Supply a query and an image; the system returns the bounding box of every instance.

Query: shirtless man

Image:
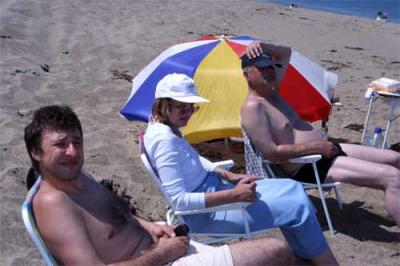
[240,41,400,227]
[24,105,294,265]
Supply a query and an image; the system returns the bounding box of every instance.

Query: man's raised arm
[245,41,291,86]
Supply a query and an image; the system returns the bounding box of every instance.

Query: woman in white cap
[144,73,337,265]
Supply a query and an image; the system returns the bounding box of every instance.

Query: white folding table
[361,90,400,149]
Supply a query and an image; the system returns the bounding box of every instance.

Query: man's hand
[318,141,340,159]
[149,223,176,242]
[153,236,190,264]
[137,219,175,243]
[232,177,258,202]
[245,40,264,59]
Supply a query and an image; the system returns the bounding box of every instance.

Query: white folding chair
[243,131,342,235]
[21,176,59,266]
[138,132,271,244]
[264,156,342,235]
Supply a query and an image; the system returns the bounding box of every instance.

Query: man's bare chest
[71,188,132,236]
[266,105,297,136]
[71,189,146,261]
[265,102,324,144]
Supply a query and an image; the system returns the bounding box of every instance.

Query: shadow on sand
[309,195,399,242]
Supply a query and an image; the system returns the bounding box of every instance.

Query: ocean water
[262,0,400,23]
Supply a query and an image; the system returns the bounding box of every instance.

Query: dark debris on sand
[110,70,133,82]
[321,59,352,71]
[344,46,364,51]
[344,123,364,132]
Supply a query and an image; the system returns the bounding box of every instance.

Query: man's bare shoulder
[241,96,270,128]
[33,181,80,223]
[35,182,65,203]
[32,180,106,264]
[241,96,268,115]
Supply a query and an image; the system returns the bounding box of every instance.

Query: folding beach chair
[21,176,59,266]
[243,131,342,235]
[138,132,271,244]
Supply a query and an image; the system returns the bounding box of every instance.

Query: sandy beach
[1,0,399,265]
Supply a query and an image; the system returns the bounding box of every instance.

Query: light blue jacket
[144,122,215,210]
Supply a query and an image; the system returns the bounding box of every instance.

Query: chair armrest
[302,181,341,189]
[174,202,250,216]
[264,154,321,165]
[211,159,235,170]
[288,154,322,163]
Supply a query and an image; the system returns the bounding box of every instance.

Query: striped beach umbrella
[120,35,337,143]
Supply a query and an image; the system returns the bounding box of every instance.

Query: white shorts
[170,240,233,266]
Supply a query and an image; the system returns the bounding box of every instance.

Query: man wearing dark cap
[240,41,400,228]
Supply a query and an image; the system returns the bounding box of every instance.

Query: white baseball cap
[155,73,209,103]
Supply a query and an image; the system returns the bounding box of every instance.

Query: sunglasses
[171,103,200,115]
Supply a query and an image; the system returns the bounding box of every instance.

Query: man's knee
[386,150,400,168]
[268,238,295,264]
[230,237,294,265]
[388,172,400,190]
[254,237,294,265]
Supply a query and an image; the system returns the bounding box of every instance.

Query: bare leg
[340,143,400,169]
[229,237,294,265]
[327,156,400,226]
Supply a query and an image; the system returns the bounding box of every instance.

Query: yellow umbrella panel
[183,40,248,143]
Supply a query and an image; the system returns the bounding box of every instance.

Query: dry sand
[1,0,399,265]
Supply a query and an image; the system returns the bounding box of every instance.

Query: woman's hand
[231,177,259,202]
[226,173,261,184]
[214,165,261,184]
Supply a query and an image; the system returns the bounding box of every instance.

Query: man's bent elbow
[264,151,288,164]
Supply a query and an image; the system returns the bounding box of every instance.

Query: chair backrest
[242,130,290,179]
[21,176,59,266]
[138,132,177,212]
[242,130,273,177]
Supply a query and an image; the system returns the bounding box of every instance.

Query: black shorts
[291,142,347,184]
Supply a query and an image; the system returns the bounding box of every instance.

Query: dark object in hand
[174,224,190,236]
[390,142,400,153]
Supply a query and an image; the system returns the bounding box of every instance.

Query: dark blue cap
[241,52,282,69]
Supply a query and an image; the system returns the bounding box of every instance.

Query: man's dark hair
[24,105,83,174]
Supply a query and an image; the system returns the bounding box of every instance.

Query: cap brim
[254,61,282,68]
[171,96,210,103]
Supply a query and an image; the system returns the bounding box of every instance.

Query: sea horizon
[261,0,400,24]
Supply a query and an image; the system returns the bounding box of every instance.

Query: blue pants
[183,173,327,259]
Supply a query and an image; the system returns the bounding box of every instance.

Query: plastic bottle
[366,127,384,148]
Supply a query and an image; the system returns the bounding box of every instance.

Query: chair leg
[166,208,174,225]
[312,163,335,235]
[319,191,335,235]
[333,186,343,209]
[241,207,251,239]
